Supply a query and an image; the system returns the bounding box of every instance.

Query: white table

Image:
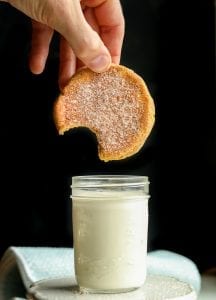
[26,275,197,300]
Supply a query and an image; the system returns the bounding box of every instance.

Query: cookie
[53,64,155,162]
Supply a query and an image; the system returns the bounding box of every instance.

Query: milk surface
[73,191,148,292]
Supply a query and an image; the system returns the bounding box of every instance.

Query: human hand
[1,0,125,89]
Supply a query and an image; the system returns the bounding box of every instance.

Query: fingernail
[89,55,111,72]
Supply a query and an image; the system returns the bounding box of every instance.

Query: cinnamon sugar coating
[54,64,155,161]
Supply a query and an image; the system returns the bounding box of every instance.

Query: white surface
[28,275,197,300]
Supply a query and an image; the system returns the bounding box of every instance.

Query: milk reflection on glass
[71,175,150,293]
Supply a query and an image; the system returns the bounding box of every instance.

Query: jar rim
[72,175,149,187]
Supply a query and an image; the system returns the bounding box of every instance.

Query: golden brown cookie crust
[53,64,155,162]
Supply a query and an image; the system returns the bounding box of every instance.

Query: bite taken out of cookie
[53,64,155,162]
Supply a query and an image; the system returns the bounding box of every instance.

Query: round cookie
[53,64,155,162]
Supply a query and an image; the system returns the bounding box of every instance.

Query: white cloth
[0,247,201,300]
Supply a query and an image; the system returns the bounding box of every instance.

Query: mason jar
[71,175,150,293]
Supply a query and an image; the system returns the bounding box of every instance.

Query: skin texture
[1,0,125,89]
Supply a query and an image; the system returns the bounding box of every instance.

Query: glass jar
[71,175,150,294]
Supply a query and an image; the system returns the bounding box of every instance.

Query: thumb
[55,2,111,72]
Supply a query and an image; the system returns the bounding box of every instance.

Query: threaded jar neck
[71,175,149,199]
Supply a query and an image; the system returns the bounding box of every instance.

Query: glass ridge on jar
[71,175,150,294]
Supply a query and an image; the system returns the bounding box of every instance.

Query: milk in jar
[72,175,149,293]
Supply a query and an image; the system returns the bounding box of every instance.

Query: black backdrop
[0,0,215,272]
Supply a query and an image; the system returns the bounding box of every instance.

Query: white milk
[72,191,148,293]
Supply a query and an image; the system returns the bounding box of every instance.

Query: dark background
[0,0,215,272]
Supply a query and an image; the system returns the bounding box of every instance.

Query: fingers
[56,0,111,73]
[83,6,100,34]
[29,21,54,74]
[76,6,99,70]
[59,37,76,90]
[93,0,125,64]
[81,0,125,64]
[7,0,124,86]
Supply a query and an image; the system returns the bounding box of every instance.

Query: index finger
[83,0,125,64]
